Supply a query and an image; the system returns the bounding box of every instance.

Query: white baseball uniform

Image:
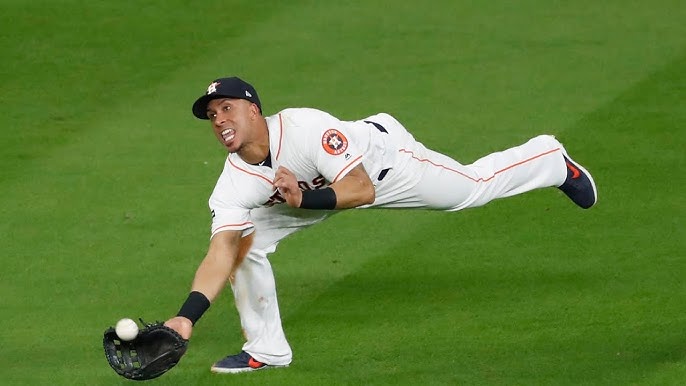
[209,108,568,365]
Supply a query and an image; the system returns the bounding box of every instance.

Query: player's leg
[368,113,563,209]
[411,134,598,210]
[373,124,595,210]
[462,134,567,209]
[231,246,290,363]
[413,135,568,210]
[211,243,290,373]
[211,206,332,373]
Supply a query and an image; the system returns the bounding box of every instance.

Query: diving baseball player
[164,77,597,373]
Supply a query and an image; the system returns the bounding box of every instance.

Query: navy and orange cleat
[210,351,287,374]
[557,151,598,209]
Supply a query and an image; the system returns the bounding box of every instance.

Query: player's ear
[249,102,261,118]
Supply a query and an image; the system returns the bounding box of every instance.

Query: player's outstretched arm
[165,230,244,339]
[190,230,242,299]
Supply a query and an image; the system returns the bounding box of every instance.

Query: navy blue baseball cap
[192,77,262,119]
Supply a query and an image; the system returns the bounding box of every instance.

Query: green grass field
[1,1,685,385]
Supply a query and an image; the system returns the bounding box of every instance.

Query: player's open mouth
[221,128,235,143]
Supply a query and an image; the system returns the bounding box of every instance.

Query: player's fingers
[164,316,193,340]
[274,168,296,189]
[277,188,299,207]
[276,166,294,177]
[274,178,290,190]
[274,171,289,185]
[273,169,287,185]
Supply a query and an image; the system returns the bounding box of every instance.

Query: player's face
[206,98,256,153]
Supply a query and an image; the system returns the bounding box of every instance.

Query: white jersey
[209,108,399,237]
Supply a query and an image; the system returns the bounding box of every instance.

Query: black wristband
[300,187,337,209]
[177,291,211,326]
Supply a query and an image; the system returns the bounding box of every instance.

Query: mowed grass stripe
[0,0,294,185]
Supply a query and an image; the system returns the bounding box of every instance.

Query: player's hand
[164,316,193,340]
[273,166,302,207]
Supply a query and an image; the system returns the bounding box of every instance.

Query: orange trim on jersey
[399,147,561,183]
[214,221,254,233]
[275,113,284,160]
[228,157,274,185]
[332,155,363,182]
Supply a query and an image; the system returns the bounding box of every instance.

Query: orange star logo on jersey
[321,129,348,155]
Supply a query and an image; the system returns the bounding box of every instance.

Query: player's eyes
[206,104,230,120]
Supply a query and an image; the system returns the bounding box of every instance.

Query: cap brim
[192,94,234,120]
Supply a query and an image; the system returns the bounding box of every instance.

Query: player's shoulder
[211,154,272,205]
[274,107,340,126]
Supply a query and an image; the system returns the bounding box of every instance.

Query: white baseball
[115,318,139,341]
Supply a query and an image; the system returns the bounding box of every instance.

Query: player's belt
[363,120,391,181]
[364,120,388,133]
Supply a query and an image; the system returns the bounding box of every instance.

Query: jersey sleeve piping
[332,155,364,182]
[275,113,284,160]
[212,221,254,234]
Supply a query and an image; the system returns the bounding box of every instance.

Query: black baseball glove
[103,319,188,381]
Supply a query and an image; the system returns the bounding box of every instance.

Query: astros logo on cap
[321,129,348,155]
[207,81,220,94]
